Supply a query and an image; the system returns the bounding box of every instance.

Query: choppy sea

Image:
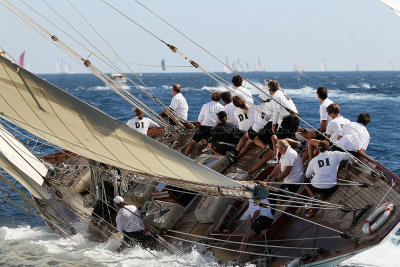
[1,71,400,266]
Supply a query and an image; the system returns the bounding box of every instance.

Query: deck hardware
[351,204,372,227]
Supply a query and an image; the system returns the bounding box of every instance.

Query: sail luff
[380,0,400,17]
[0,56,243,190]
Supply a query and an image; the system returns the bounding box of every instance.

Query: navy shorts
[251,216,273,234]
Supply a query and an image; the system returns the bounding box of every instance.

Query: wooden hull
[27,126,400,266]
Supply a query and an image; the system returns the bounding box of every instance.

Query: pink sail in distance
[19,51,26,67]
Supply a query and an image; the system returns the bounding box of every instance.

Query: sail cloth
[0,56,242,192]
[0,123,51,199]
[380,0,400,17]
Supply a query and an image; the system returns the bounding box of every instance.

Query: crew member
[231,75,253,104]
[113,196,146,252]
[127,108,159,135]
[207,111,238,155]
[160,84,189,124]
[337,113,370,153]
[268,80,299,164]
[221,91,238,127]
[184,91,224,156]
[247,187,274,240]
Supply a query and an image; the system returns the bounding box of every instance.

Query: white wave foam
[340,234,400,267]
[0,226,222,266]
[284,86,400,102]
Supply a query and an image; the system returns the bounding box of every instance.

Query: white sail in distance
[380,0,400,17]
[0,56,244,195]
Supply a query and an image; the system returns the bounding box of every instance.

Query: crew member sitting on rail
[127,108,159,135]
[160,84,189,125]
[268,80,299,164]
[265,140,304,195]
[301,86,334,140]
[304,103,350,162]
[113,196,147,252]
[304,142,355,217]
[221,91,239,127]
[247,188,274,240]
[248,93,273,149]
[337,113,370,154]
[207,111,239,156]
[185,91,224,156]
[226,96,255,162]
[231,74,253,104]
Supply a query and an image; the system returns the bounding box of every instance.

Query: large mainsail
[380,0,400,16]
[0,56,243,194]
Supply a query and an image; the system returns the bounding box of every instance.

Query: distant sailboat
[161,59,166,72]
[387,60,394,71]
[256,57,265,72]
[56,58,73,74]
[320,58,327,72]
[223,58,232,73]
[355,64,360,72]
[295,62,306,76]
[236,58,243,72]
[19,51,25,67]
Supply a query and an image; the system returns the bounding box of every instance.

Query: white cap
[259,93,269,101]
[113,196,124,204]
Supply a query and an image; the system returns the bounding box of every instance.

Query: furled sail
[0,56,243,194]
[380,0,400,17]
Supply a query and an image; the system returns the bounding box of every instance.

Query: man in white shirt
[268,80,299,163]
[160,84,189,124]
[305,103,350,162]
[247,187,274,240]
[265,140,304,194]
[185,91,224,156]
[113,196,146,251]
[126,108,159,135]
[221,91,238,127]
[231,75,253,104]
[248,94,273,149]
[305,143,355,200]
[337,113,370,153]
[303,86,334,140]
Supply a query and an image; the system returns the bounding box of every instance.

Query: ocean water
[1,71,400,266]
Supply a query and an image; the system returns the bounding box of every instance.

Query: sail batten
[0,56,242,190]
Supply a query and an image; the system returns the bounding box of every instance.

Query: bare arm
[320,120,327,133]
[277,166,292,182]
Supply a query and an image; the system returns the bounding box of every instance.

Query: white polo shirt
[233,86,254,104]
[127,117,159,135]
[224,102,239,127]
[116,205,144,233]
[248,199,274,219]
[279,147,304,183]
[252,101,273,132]
[319,98,334,124]
[234,106,255,131]
[271,90,298,126]
[306,151,354,189]
[326,116,350,143]
[169,93,189,120]
[198,101,224,127]
[338,122,370,152]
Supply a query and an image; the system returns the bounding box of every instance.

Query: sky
[1,0,400,74]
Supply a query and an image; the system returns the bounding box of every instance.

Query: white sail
[0,56,243,194]
[0,123,50,199]
[380,0,400,17]
[223,58,232,73]
[236,58,243,72]
[256,57,265,72]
